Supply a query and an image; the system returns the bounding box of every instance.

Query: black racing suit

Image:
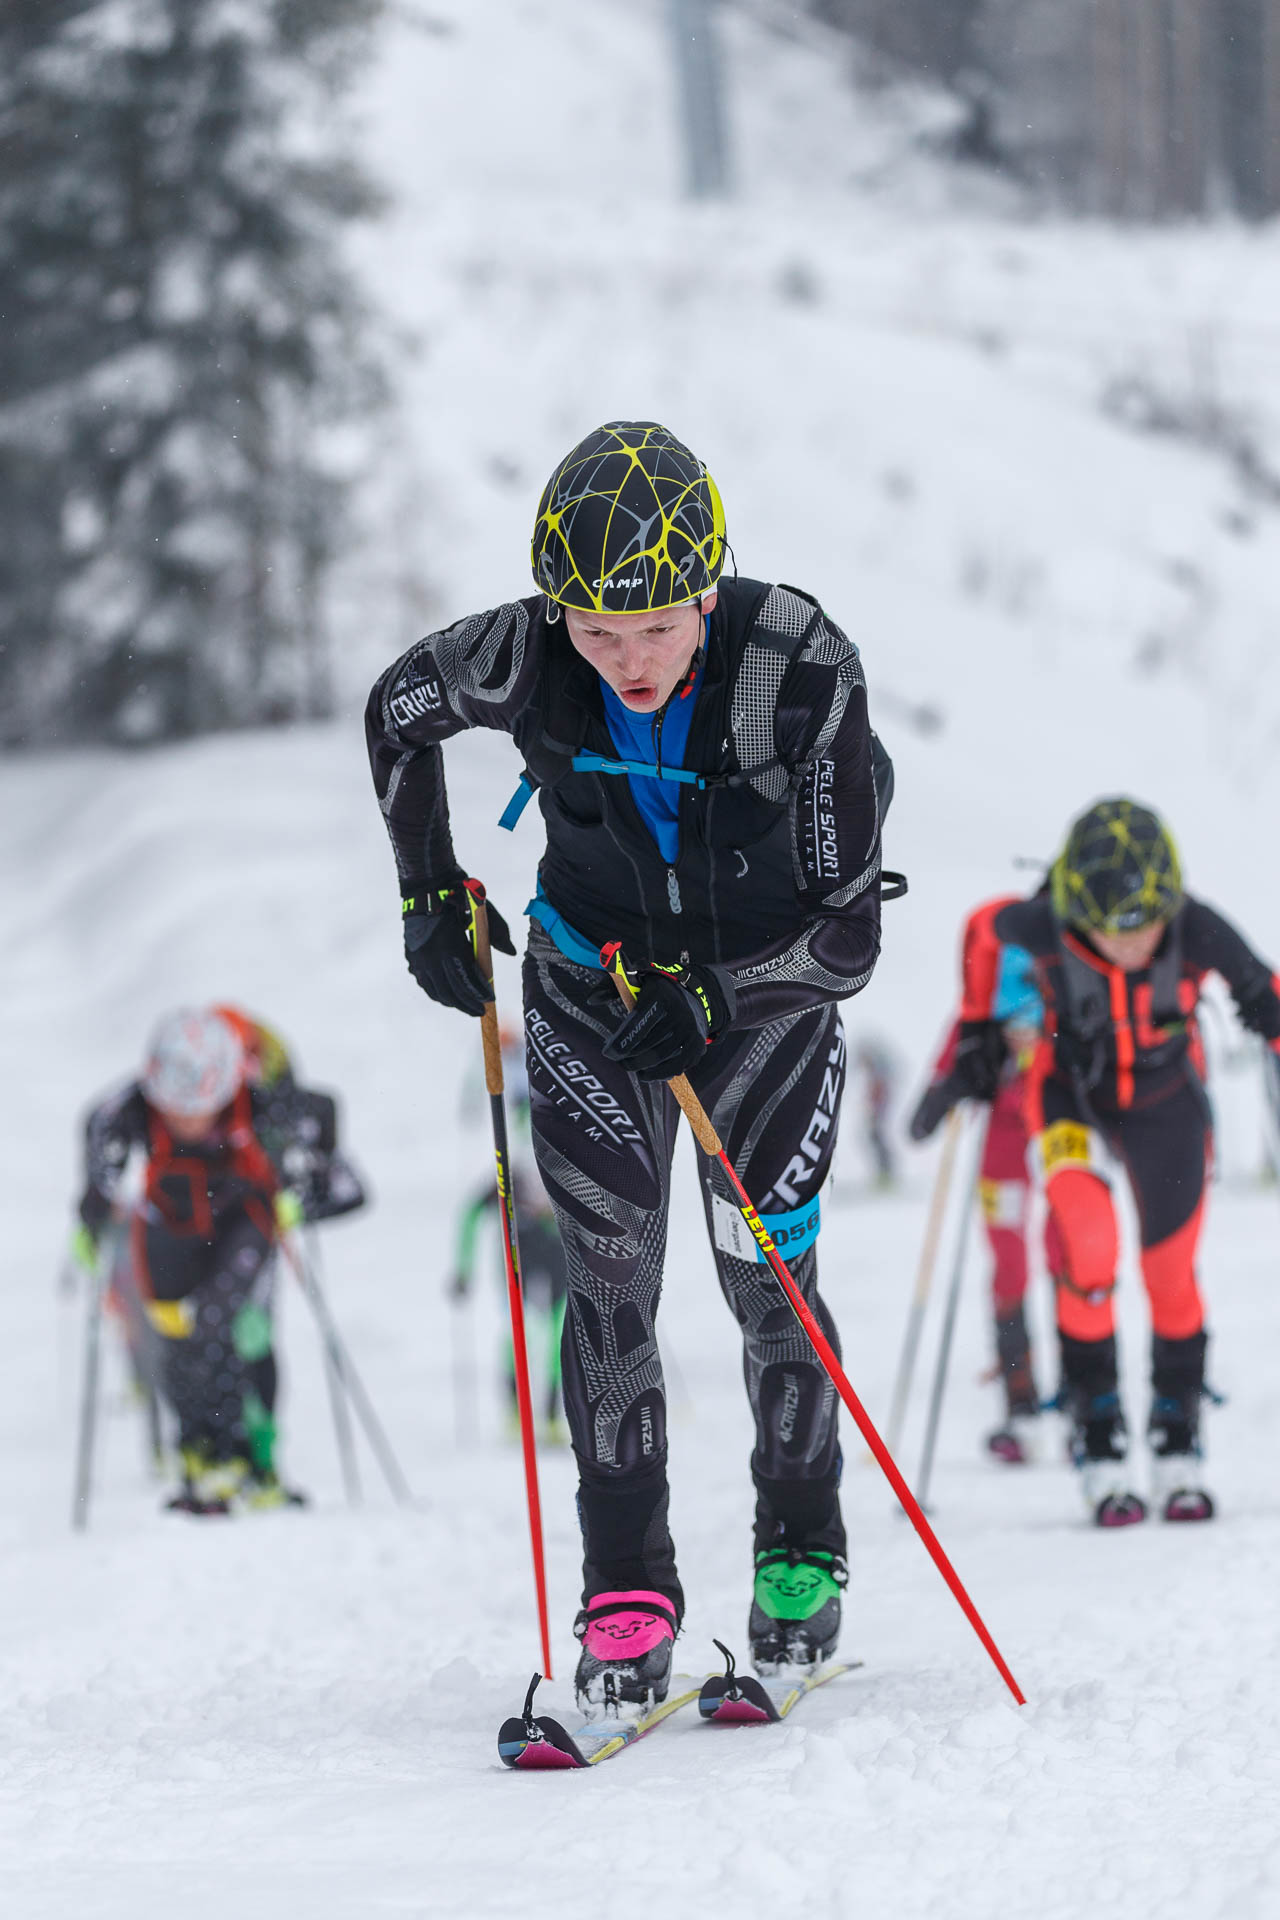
[367,577,885,1618]
[80,1079,365,1461]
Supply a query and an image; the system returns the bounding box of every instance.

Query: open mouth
[619,683,657,706]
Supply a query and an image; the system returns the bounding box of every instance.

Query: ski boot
[1071,1395,1145,1528]
[165,1446,247,1517]
[748,1547,847,1675]
[1148,1336,1214,1522]
[986,1394,1041,1466]
[987,1309,1041,1463]
[239,1468,309,1512]
[1148,1401,1214,1523]
[572,1590,677,1717]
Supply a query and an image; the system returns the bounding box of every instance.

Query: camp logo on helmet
[593,577,646,591]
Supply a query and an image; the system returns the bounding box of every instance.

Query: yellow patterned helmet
[1051,798,1183,935]
[531,421,726,614]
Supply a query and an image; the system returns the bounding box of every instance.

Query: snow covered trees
[810,0,1280,221]
[0,0,383,746]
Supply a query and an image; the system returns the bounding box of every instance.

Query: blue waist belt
[526,886,606,970]
[499,754,708,833]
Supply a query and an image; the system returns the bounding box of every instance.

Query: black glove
[401,879,515,1017]
[600,961,735,1081]
[908,1076,960,1142]
[1054,1022,1105,1091]
[952,1020,1006,1102]
[1236,982,1280,1043]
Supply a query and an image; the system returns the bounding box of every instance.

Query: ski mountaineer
[71,1007,367,1514]
[909,934,1065,1465]
[958,799,1280,1527]
[366,419,894,1711]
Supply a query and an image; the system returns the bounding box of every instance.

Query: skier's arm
[907,1019,963,1141]
[1182,896,1280,1048]
[953,895,1062,1102]
[726,639,883,1027]
[365,601,541,894]
[259,1084,369,1220]
[959,896,1028,1021]
[78,1083,148,1233]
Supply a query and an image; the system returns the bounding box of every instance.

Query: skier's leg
[1118,1085,1213,1518]
[524,931,684,1699]
[145,1205,273,1496]
[979,1081,1039,1434]
[234,1257,280,1477]
[1036,1082,1139,1523]
[692,1003,848,1667]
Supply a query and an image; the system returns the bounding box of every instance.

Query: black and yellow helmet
[531,420,726,614]
[1050,798,1183,935]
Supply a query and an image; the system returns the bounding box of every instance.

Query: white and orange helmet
[142,1008,245,1118]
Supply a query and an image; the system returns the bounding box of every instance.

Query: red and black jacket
[78,1078,357,1236]
[961,892,1280,1116]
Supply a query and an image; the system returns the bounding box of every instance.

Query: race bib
[712,1194,821,1265]
[1037,1119,1103,1180]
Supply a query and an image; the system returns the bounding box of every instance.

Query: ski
[164,1490,231,1517]
[697,1639,856,1725]
[498,1672,702,1770]
[498,1644,861,1767]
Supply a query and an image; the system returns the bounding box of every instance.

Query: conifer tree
[0,0,383,744]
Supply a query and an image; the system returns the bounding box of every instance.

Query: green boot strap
[232,1303,274,1363]
[242,1390,277,1475]
[753,1549,847,1622]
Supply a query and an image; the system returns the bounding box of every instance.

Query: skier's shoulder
[726,577,866,780]
[732,576,861,673]
[976,891,1056,953]
[376,593,544,729]
[1176,891,1265,977]
[1177,891,1233,947]
[84,1077,147,1139]
[251,1076,336,1144]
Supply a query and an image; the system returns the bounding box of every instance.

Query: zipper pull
[667,867,683,916]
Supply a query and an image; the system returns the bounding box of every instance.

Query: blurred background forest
[1,0,1277,747]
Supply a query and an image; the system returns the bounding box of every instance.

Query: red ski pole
[471,886,554,1679]
[602,945,1025,1708]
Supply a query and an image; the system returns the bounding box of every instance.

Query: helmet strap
[674,613,711,702]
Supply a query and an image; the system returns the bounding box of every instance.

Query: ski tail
[698,1639,856,1725]
[697,1639,782,1723]
[497,1672,701,1770]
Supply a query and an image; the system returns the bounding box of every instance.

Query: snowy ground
[6,0,1280,1914]
[4,723,1280,1920]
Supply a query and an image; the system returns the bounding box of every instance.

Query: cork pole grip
[472,897,505,1096]
[607,968,723,1157]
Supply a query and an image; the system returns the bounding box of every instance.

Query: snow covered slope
[4,2,1280,1915]
[4,723,1280,1917]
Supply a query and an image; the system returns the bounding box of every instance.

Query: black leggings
[142,1201,274,1459]
[523,927,848,1617]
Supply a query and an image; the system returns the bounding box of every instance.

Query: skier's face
[161,1106,223,1144]
[1090,921,1167,972]
[563,592,715,713]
